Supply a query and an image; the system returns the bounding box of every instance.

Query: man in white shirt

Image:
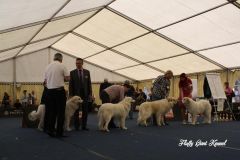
[44,53,69,138]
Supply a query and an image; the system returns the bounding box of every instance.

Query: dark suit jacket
[99,82,112,97]
[69,69,92,100]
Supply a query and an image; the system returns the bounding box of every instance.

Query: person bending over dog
[100,82,131,128]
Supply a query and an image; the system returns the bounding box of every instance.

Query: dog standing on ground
[182,97,212,125]
[137,98,178,126]
[28,104,45,130]
[28,96,82,131]
[98,97,134,132]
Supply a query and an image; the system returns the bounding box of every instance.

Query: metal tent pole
[13,57,17,103]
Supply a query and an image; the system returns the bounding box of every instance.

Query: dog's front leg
[104,117,111,132]
[156,113,162,126]
[64,116,72,131]
[161,115,165,126]
[192,114,197,125]
[203,113,211,124]
[120,117,127,130]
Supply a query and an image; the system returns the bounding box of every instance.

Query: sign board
[206,73,226,99]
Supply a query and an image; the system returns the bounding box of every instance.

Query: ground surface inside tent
[0,113,240,160]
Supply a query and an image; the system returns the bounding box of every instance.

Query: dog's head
[67,96,83,110]
[28,111,38,121]
[182,97,192,106]
[121,97,134,107]
[69,96,83,104]
[125,97,135,103]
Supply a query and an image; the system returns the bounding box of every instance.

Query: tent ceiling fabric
[148,54,221,75]
[52,33,105,58]
[85,50,139,70]
[110,0,227,30]
[158,4,240,50]
[0,47,22,62]
[32,11,97,42]
[199,43,240,68]
[0,24,43,51]
[116,65,162,81]
[74,9,148,47]
[18,35,64,56]
[0,0,67,31]
[114,33,188,62]
[0,0,240,82]
[55,0,113,17]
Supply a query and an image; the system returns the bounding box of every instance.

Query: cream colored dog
[182,97,212,125]
[98,97,134,132]
[137,98,178,126]
[28,96,82,131]
[64,96,83,131]
[28,104,45,130]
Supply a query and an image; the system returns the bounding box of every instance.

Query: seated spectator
[14,99,22,110]
[2,92,11,109]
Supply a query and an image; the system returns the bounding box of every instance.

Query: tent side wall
[0,59,14,82]
[0,48,132,104]
[1,70,240,105]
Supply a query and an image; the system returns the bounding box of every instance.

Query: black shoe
[109,125,118,129]
[56,134,68,138]
[47,131,56,137]
[82,128,89,131]
[109,122,118,128]
[165,122,169,126]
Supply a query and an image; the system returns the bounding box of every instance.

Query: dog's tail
[97,107,102,118]
[28,111,37,121]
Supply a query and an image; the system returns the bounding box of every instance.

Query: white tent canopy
[1,0,240,82]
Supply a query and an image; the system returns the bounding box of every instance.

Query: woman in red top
[224,82,233,104]
[178,73,193,124]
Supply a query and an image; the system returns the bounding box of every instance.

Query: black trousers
[74,100,88,130]
[100,91,110,104]
[100,91,116,128]
[45,87,66,136]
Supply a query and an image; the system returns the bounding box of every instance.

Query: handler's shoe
[182,120,187,125]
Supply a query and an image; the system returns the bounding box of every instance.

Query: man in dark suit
[69,58,92,131]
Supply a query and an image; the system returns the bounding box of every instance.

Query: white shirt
[21,94,28,103]
[44,61,69,89]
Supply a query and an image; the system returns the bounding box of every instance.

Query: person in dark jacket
[99,78,112,103]
[69,58,92,131]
